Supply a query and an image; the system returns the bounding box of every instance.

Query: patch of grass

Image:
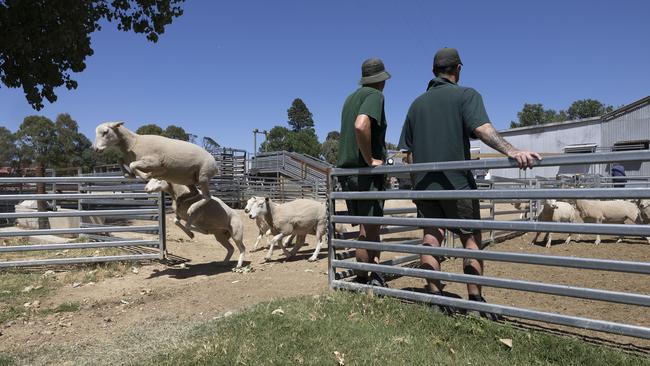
[39,302,80,316]
[0,353,15,366]
[0,271,56,323]
[136,292,650,366]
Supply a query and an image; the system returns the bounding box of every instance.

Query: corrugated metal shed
[472,96,650,179]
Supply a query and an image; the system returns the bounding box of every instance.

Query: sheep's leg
[616,236,623,244]
[545,233,553,248]
[278,235,295,257]
[233,238,246,268]
[308,227,327,262]
[186,181,212,226]
[564,233,572,245]
[252,231,264,251]
[646,237,650,245]
[530,231,541,246]
[595,219,602,245]
[265,233,285,261]
[128,158,160,181]
[174,217,194,239]
[214,233,235,265]
[265,229,272,244]
[288,235,306,258]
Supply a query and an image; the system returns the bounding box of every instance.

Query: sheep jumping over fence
[145,179,246,268]
[530,199,580,248]
[93,122,218,225]
[575,199,642,245]
[247,197,327,262]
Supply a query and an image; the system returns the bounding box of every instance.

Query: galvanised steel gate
[0,176,165,267]
[328,150,650,339]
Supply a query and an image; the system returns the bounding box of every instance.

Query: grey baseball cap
[359,58,391,85]
[433,47,463,68]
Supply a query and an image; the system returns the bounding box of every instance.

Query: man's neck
[438,74,457,84]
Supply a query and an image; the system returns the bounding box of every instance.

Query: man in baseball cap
[337,58,391,287]
[399,48,540,317]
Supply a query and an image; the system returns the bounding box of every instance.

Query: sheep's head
[244,196,258,214]
[545,199,559,209]
[144,179,171,194]
[93,121,125,153]
[248,197,269,219]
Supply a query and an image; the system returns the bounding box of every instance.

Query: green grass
[38,302,81,316]
[136,292,650,366]
[0,271,55,324]
[0,354,14,366]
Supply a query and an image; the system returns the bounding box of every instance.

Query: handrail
[330,150,650,176]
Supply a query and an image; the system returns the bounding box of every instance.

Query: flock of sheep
[93,122,328,268]
[92,121,647,268]
[527,199,650,247]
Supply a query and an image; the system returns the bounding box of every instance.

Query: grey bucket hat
[359,58,391,85]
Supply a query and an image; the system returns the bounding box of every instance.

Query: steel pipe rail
[0,240,159,252]
[334,254,420,280]
[332,215,650,237]
[331,239,650,274]
[0,193,154,201]
[333,281,650,339]
[333,261,650,307]
[0,177,142,184]
[0,254,159,268]
[0,225,159,237]
[331,150,650,176]
[331,188,650,200]
[0,209,159,219]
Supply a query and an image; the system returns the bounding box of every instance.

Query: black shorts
[339,175,385,217]
[415,199,481,236]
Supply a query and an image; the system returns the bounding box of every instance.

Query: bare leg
[564,234,572,245]
[530,231,541,246]
[355,224,381,281]
[174,217,195,239]
[459,232,483,297]
[233,238,246,268]
[421,227,445,292]
[252,232,263,251]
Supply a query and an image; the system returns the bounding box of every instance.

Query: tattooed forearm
[474,123,516,155]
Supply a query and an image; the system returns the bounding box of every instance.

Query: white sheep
[243,196,305,251]
[530,199,580,248]
[145,179,246,268]
[93,122,218,225]
[575,199,642,245]
[247,197,327,262]
[634,199,650,244]
[513,201,530,220]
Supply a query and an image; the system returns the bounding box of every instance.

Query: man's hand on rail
[506,149,542,169]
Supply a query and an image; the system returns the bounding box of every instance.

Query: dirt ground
[1,201,649,363]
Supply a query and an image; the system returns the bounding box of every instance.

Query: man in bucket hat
[337,57,391,287]
[399,48,540,317]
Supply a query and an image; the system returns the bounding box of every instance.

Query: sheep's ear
[108,121,125,129]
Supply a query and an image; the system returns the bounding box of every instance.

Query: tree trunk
[36,163,49,229]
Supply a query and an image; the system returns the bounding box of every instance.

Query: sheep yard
[1,199,650,364]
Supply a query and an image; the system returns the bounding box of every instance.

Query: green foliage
[321,130,340,164]
[0,126,16,166]
[567,99,614,120]
[136,124,164,136]
[140,292,650,366]
[163,125,189,141]
[262,99,322,157]
[0,0,185,110]
[386,142,398,150]
[511,99,613,128]
[287,98,315,131]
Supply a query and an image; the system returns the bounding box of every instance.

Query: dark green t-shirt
[337,87,387,168]
[398,77,489,190]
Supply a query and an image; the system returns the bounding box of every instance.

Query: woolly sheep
[575,199,642,245]
[530,199,580,248]
[144,179,246,268]
[243,196,304,251]
[93,122,218,224]
[247,197,327,262]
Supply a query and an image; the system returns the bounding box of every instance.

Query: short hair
[433,64,459,77]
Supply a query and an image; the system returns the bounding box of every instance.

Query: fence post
[158,191,167,259]
[327,174,335,288]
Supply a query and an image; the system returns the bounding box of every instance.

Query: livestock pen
[328,150,650,341]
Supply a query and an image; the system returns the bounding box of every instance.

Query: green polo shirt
[398,77,489,190]
[337,87,387,168]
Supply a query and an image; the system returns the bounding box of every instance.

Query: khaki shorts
[415,199,481,236]
[339,175,385,217]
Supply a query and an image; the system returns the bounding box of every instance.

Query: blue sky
[1,0,649,153]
